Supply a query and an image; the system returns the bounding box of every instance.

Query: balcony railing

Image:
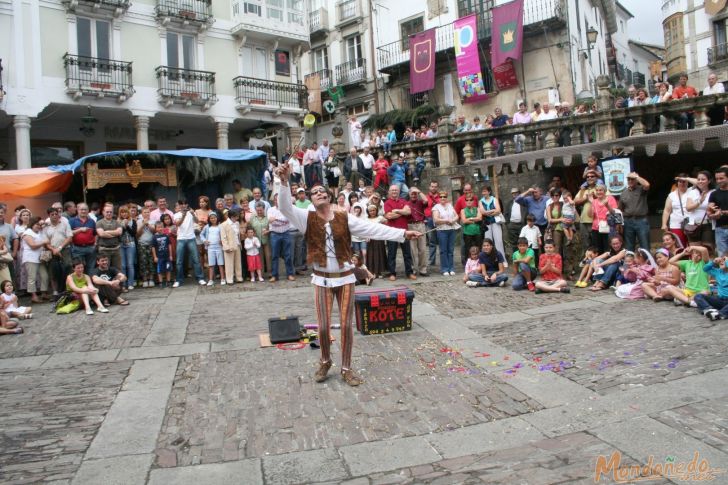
[389,93,728,172]
[62,0,131,15]
[336,0,360,24]
[156,0,213,26]
[378,0,564,71]
[708,43,728,65]
[309,7,329,33]
[156,66,217,109]
[305,69,333,90]
[377,15,491,71]
[335,58,366,85]
[233,76,307,111]
[63,53,134,100]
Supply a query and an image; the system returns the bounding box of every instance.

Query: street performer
[277,163,422,386]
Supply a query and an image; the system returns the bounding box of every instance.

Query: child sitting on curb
[534,240,570,294]
[694,255,728,321]
[511,238,537,291]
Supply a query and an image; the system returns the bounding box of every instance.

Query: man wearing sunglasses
[276,163,422,386]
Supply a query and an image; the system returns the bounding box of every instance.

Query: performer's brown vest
[306,211,352,267]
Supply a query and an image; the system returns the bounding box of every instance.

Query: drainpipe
[367,0,380,114]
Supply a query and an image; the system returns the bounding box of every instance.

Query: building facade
[300,0,378,148]
[372,0,617,123]
[0,0,311,170]
[662,0,727,88]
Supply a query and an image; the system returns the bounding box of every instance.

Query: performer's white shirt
[278,187,405,287]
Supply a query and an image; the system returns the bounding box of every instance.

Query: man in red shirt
[69,202,97,270]
[534,240,570,294]
[384,185,415,280]
[425,181,441,267]
[454,183,474,266]
[407,188,430,276]
[672,74,698,130]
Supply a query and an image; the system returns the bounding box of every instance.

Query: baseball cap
[296,188,306,193]
[399,152,406,158]
[511,187,519,193]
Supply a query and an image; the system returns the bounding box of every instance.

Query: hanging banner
[492,0,524,68]
[409,28,436,94]
[454,14,488,104]
[304,73,322,115]
[493,59,519,90]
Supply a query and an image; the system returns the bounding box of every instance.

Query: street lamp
[579,26,599,57]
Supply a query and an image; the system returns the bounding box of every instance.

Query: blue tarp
[48,148,267,174]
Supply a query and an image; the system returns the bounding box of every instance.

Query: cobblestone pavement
[0,274,727,484]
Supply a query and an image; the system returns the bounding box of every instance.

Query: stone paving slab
[155,331,542,467]
[147,459,263,485]
[72,454,154,485]
[0,362,131,484]
[0,354,49,369]
[262,448,349,485]
[86,388,172,459]
[339,436,442,477]
[122,357,179,392]
[117,342,210,361]
[652,398,728,455]
[42,349,121,368]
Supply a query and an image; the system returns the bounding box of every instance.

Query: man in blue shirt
[694,257,728,321]
[515,186,550,237]
[388,153,410,197]
[491,107,510,155]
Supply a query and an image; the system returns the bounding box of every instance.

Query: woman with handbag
[661,173,698,248]
[22,217,50,303]
[590,184,618,254]
[683,171,715,251]
[479,186,507,267]
[546,189,566,253]
[14,208,31,293]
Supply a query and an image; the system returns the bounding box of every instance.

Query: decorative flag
[454,14,488,103]
[409,28,436,94]
[327,86,344,104]
[304,73,322,115]
[493,59,518,90]
[491,0,524,69]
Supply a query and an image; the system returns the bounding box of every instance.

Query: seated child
[534,240,570,294]
[662,245,710,307]
[352,253,374,286]
[463,246,481,284]
[511,238,537,291]
[561,191,576,244]
[614,248,656,300]
[615,251,637,286]
[1,280,32,319]
[575,246,599,288]
[694,255,728,321]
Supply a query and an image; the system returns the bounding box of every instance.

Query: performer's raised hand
[404,230,423,240]
[277,162,290,186]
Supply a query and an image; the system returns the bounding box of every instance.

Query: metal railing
[156,66,217,105]
[155,0,213,24]
[63,0,131,9]
[708,43,728,64]
[309,7,329,32]
[336,0,360,23]
[63,53,134,98]
[376,15,491,71]
[458,0,563,26]
[233,76,307,110]
[305,69,333,90]
[335,58,366,85]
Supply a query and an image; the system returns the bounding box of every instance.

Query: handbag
[677,191,691,233]
[494,213,506,224]
[598,220,610,234]
[0,251,12,264]
[40,249,53,263]
[684,193,707,237]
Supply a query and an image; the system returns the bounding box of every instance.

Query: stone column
[14,116,32,170]
[216,122,230,150]
[135,115,150,151]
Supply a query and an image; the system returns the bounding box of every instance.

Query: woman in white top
[683,171,715,249]
[478,186,508,267]
[22,217,49,303]
[14,208,32,292]
[661,173,699,248]
[432,191,460,276]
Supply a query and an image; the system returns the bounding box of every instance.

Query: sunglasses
[310,187,327,195]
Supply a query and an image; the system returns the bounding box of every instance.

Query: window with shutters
[400,16,424,50]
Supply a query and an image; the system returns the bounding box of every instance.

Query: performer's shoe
[314,361,332,382]
[341,369,363,387]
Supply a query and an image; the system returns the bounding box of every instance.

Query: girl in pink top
[590,184,617,254]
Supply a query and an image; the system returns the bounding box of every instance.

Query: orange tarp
[0,168,73,199]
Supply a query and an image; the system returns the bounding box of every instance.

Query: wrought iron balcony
[156,0,213,29]
[304,69,333,90]
[62,0,131,16]
[336,0,361,26]
[64,53,134,101]
[708,43,728,65]
[309,7,329,34]
[155,66,217,110]
[233,76,307,111]
[377,0,564,72]
[335,58,366,86]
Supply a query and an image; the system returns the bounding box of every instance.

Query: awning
[0,168,74,199]
[49,148,268,174]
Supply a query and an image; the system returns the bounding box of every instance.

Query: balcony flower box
[250,99,267,105]
[179,9,196,19]
[90,82,112,90]
[180,92,200,99]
